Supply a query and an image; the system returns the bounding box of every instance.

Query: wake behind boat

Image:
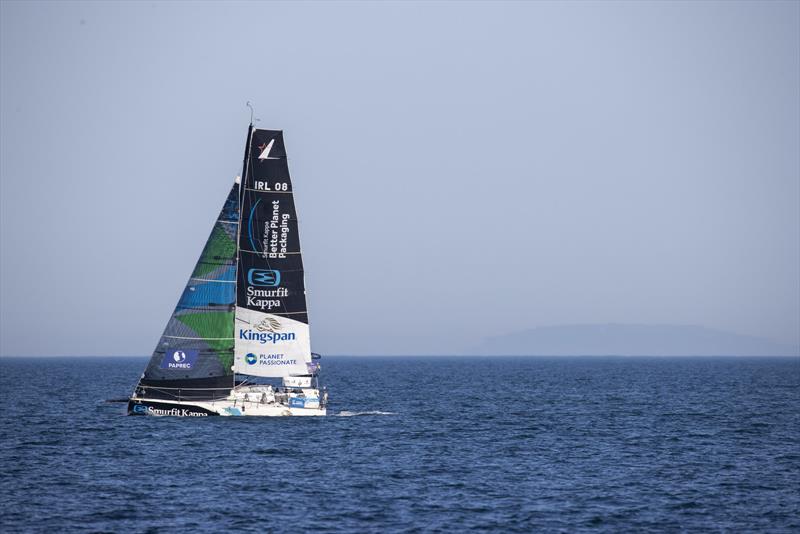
[128,122,327,416]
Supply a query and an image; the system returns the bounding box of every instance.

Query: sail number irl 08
[253,181,289,191]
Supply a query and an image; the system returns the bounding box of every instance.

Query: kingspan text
[239,329,296,344]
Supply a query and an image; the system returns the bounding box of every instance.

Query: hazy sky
[1,1,798,356]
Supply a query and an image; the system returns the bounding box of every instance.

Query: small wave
[336,410,397,417]
[254,448,285,456]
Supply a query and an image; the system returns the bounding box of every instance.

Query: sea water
[0,356,798,532]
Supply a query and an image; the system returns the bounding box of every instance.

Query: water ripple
[1,356,798,532]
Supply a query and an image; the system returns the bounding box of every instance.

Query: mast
[233,122,255,388]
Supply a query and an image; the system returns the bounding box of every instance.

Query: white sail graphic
[233,309,312,377]
[257,139,277,160]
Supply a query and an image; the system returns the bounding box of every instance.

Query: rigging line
[162,335,235,340]
[275,138,305,320]
[240,216,302,224]
[234,311,307,322]
[174,306,235,312]
[246,101,255,124]
[189,277,236,283]
[154,349,233,355]
[139,385,235,391]
[243,188,294,194]
[233,122,255,387]
[247,198,262,252]
[239,249,302,255]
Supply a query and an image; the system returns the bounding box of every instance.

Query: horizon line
[1,354,798,359]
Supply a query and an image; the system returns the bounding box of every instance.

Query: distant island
[469,324,799,356]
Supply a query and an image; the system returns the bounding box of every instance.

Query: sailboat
[128,122,327,416]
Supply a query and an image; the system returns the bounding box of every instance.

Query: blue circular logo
[245,353,257,365]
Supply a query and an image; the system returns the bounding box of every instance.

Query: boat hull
[127,398,326,417]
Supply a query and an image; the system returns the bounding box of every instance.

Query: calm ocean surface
[1,356,798,532]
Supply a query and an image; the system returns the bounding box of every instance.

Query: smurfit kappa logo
[245,353,258,365]
[248,269,280,287]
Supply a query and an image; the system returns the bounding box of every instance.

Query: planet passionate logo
[239,329,296,345]
[245,353,258,365]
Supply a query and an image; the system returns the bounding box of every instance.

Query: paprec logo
[160,349,199,370]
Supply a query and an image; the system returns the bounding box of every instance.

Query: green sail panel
[136,183,239,398]
[176,311,235,369]
[192,225,237,278]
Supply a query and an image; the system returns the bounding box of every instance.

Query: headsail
[233,128,313,377]
[136,184,240,399]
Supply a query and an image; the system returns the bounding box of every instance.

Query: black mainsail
[233,128,313,377]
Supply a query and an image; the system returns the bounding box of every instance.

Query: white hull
[129,384,326,417]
